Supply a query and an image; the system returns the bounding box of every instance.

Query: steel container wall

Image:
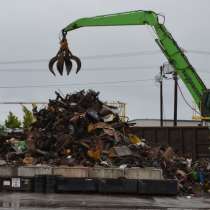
[131,126,210,159]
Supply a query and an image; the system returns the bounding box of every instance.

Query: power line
[82,50,161,59]
[1,67,210,76]
[1,49,210,65]
[0,82,155,93]
[177,83,200,114]
[0,65,159,72]
[187,50,210,55]
[0,102,48,105]
[199,71,210,74]
[0,50,161,65]
[0,78,154,89]
[0,59,47,65]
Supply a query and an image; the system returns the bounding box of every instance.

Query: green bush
[5,112,21,129]
[22,105,35,129]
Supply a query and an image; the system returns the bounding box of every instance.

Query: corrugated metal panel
[131,126,210,159]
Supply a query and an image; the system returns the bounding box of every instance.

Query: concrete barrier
[1,166,163,181]
[18,166,52,177]
[124,167,163,180]
[53,167,88,178]
[0,166,17,177]
[88,168,124,179]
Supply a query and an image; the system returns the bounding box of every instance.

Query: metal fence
[131,126,210,159]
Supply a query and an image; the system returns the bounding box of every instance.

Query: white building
[129,119,204,127]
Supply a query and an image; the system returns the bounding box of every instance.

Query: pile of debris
[0,90,163,168]
[0,131,26,165]
[0,90,209,195]
[25,90,153,167]
[154,146,210,195]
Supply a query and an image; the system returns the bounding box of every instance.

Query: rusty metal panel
[195,128,210,158]
[182,128,196,159]
[156,128,168,146]
[142,128,156,145]
[196,128,210,144]
[168,128,183,154]
[131,126,210,159]
[196,144,210,158]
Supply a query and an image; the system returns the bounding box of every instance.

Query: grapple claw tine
[56,58,64,75]
[48,56,58,76]
[49,34,81,76]
[64,57,73,75]
[71,56,81,74]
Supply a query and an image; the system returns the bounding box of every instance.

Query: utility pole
[173,72,178,126]
[160,66,164,127]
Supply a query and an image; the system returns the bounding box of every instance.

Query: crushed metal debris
[0,90,209,195]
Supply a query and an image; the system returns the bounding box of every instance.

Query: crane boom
[63,10,207,108]
[49,10,210,117]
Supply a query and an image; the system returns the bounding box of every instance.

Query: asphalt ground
[0,193,209,209]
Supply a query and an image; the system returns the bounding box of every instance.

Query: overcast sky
[0,0,210,122]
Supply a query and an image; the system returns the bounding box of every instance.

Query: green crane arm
[63,10,208,113]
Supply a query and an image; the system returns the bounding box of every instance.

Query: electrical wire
[82,50,161,59]
[0,65,159,72]
[0,102,48,105]
[0,51,161,65]
[0,59,47,65]
[199,71,210,74]
[0,78,154,89]
[187,50,210,55]
[0,49,210,65]
[0,68,210,78]
[0,67,210,75]
[177,83,200,114]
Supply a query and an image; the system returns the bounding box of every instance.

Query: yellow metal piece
[192,115,210,121]
[128,134,141,144]
[191,103,210,121]
[87,123,94,133]
[87,149,101,160]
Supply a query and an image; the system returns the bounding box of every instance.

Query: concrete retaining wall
[0,166,163,180]
[53,167,88,178]
[124,167,163,180]
[0,166,17,177]
[18,166,52,177]
[89,168,124,179]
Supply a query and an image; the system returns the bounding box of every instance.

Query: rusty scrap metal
[0,89,210,196]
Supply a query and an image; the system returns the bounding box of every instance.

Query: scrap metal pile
[26,89,153,167]
[0,132,27,165]
[155,147,210,195]
[0,90,209,195]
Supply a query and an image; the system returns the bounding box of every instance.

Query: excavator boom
[49,10,210,117]
[63,10,158,31]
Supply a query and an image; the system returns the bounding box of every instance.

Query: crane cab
[201,90,210,118]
